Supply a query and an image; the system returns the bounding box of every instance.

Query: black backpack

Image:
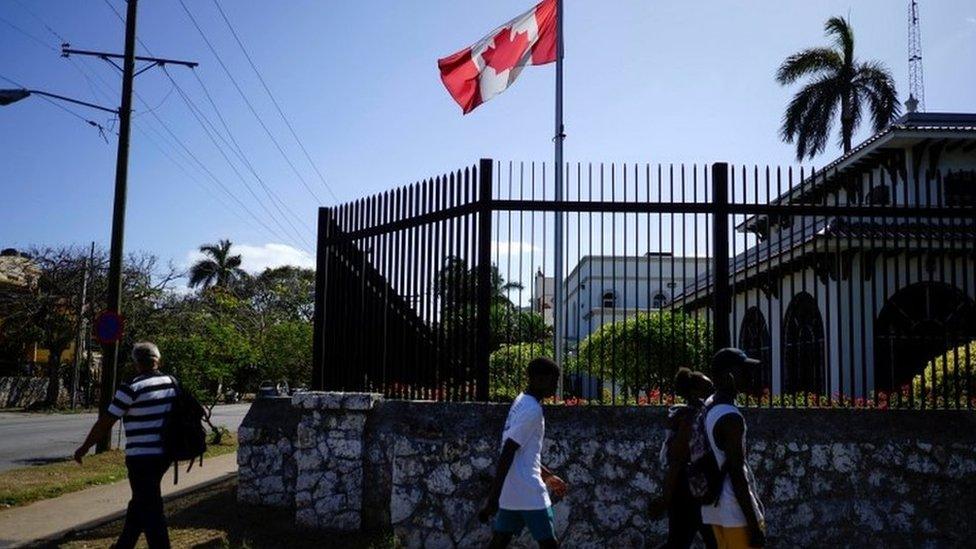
[162,376,208,484]
[686,402,726,505]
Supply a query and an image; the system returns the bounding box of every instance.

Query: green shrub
[577,311,711,398]
[911,340,976,406]
[489,342,553,401]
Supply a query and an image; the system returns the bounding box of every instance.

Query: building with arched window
[738,306,772,395]
[674,113,976,399]
[556,253,710,350]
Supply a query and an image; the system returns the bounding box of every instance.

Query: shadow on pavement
[54,479,394,549]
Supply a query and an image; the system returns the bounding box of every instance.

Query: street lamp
[0,89,31,106]
[0,88,117,114]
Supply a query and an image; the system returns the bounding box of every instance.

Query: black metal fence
[313,159,976,408]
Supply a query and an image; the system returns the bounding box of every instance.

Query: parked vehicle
[256,381,278,398]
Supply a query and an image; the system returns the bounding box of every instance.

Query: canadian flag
[438,0,557,114]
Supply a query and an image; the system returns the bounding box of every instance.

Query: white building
[531,270,555,326]
[562,253,711,349]
[676,112,976,398]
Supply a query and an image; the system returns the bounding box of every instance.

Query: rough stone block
[343,392,382,411]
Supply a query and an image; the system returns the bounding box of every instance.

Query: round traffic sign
[94,310,125,345]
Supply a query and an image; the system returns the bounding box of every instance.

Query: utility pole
[58,0,197,451]
[71,242,94,409]
[96,0,139,450]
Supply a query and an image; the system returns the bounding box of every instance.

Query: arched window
[782,292,825,394]
[652,292,668,309]
[867,185,891,206]
[875,282,976,392]
[602,290,616,309]
[738,307,771,395]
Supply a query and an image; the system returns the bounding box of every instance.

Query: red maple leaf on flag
[482,27,530,74]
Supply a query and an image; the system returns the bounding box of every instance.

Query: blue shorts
[493,507,556,541]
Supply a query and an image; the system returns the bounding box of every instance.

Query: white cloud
[491,240,540,256]
[967,16,976,24]
[184,242,314,274]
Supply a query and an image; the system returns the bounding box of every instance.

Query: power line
[135,89,297,246]
[133,122,273,238]
[0,13,58,53]
[186,69,315,235]
[8,0,114,107]
[0,73,110,138]
[100,0,308,249]
[161,66,312,248]
[177,0,327,206]
[6,0,291,248]
[101,0,125,25]
[212,0,339,202]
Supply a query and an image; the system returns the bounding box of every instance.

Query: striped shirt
[107,372,177,457]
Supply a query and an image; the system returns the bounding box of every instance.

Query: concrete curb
[20,473,237,549]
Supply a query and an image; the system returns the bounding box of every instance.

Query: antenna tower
[907,0,925,112]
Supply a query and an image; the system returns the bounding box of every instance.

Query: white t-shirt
[498,393,550,510]
[700,402,765,528]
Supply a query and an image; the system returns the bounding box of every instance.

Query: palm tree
[777,16,900,160]
[188,239,246,289]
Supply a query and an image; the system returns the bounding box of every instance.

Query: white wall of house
[728,229,976,398]
[563,255,710,347]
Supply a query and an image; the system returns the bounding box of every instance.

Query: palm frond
[824,16,854,63]
[188,260,218,288]
[199,244,222,258]
[780,75,843,160]
[854,61,901,132]
[775,48,842,84]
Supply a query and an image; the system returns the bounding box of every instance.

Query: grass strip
[0,434,237,510]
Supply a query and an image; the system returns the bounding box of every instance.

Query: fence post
[312,207,332,391]
[476,159,494,401]
[711,162,732,350]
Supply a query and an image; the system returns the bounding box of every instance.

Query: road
[0,403,251,473]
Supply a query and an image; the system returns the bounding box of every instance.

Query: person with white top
[479,357,567,548]
[701,348,766,549]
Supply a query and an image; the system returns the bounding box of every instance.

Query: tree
[776,16,900,160]
[577,311,711,399]
[489,342,553,401]
[156,306,253,444]
[246,266,315,322]
[188,239,247,290]
[0,248,178,407]
[435,256,523,310]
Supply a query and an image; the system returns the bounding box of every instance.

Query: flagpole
[553,0,565,396]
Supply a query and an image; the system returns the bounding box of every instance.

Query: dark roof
[738,112,976,234]
[676,216,976,305]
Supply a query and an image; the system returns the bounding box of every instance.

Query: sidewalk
[0,452,238,549]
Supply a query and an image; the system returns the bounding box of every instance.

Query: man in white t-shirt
[478,357,566,548]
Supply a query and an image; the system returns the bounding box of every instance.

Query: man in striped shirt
[75,342,176,549]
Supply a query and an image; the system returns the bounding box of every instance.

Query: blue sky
[1,0,974,273]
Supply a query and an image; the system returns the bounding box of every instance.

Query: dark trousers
[662,479,717,549]
[116,455,171,549]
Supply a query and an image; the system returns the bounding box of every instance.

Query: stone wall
[237,397,300,507]
[292,392,380,530]
[239,394,976,548]
[0,377,62,408]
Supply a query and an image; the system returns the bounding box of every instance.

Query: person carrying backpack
[74,342,188,549]
[650,368,717,549]
[700,348,766,549]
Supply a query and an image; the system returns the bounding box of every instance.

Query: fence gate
[312,160,494,400]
